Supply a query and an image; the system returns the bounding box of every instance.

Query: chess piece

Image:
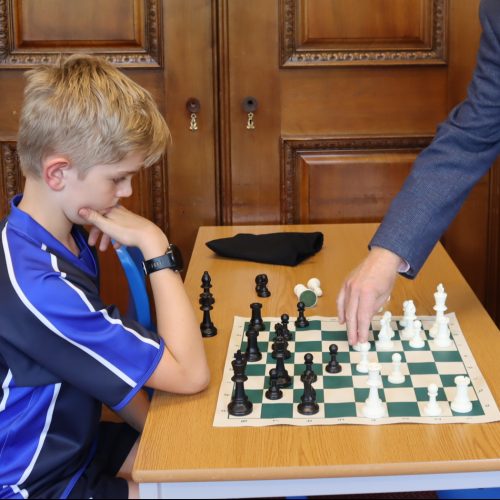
[272,335,291,388]
[401,300,417,339]
[307,278,323,297]
[301,353,317,382]
[435,316,452,348]
[295,301,309,328]
[201,271,215,301]
[430,283,447,338]
[255,273,271,298]
[280,313,292,341]
[355,341,370,373]
[409,320,425,348]
[451,376,473,413]
[423,383,442,416]
[325,344,342,374]
[294,284,317,308]
[227,350,253,416]
[249,302,265,331]
[297,370,319,415]
[376,311,394,351]
[271,328,291,360]
[199,272,217,337]
[362,363,386,419]
[245,325,262,362]
[388,353,405,384]
[265,368,283,400]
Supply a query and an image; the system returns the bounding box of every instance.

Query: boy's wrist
[139,231,170,261]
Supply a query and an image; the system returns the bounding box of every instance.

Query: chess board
[213,314,500,427]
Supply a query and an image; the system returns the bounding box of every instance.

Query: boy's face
[62,151,145,225]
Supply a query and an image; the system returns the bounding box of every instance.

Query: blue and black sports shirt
[0,195,164,499]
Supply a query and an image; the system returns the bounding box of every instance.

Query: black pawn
[255,274,271,298]
[295,301,309,328]
[265,368,283,400]
[245,326,262,362]
[228,350,253,416]
[325,344,342,374]
[281,313,292,341]
[297,370,319,415]
[301,353,317,383]
[249,302,265,331]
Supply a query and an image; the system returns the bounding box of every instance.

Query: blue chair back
[115,246,154,331]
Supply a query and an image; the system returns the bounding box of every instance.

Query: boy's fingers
[98,233,112,252]
[87,226,101,246]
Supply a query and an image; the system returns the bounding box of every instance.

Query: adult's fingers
[356,293,377,344]
[336,284,347,324]
[344,288,360,346]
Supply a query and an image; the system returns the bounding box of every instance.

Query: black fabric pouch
[205,232,324,266]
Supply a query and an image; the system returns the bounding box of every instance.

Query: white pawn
[409,320,425,348]
[435,316,451,348]
[451,376,472,413]
[423,383,442,416]
[388,353,405,384]
[376,311,394,351]
[362,363,386,419]
[355,342,370,373]
[307,277,323,297]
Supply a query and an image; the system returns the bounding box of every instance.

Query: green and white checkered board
[213,314,500,426]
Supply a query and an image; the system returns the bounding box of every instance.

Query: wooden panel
[280,0,447,66]
[19,0,137,42]
[281,136,432,223]
[0,0,162,67]
[302,0,428,46]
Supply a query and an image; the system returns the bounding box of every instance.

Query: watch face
[169,244,184,272]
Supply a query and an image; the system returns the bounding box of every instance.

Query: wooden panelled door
[0,0,498,324]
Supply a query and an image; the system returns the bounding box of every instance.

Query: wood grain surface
[133,224,500,483]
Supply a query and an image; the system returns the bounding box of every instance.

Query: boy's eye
[112,177,127,184]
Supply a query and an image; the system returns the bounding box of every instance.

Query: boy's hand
[336,247,401,346]
[79,205,168,258]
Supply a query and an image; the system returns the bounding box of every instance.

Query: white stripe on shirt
[2,225,136,389]
[0,370,13,412]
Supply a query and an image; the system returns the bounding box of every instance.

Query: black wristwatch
[142,244,184,275]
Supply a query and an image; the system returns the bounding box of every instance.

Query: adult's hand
[336,247,402,345]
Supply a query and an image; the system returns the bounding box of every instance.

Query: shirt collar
[8,194,97,276]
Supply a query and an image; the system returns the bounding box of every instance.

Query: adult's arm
[371,0,500,277]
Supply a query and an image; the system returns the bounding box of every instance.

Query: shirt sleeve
[370,0,500,278]
[1,231,164,411]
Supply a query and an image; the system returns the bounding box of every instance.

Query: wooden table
[133,224,500,499]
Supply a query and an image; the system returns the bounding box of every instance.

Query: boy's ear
[42,156,72,191]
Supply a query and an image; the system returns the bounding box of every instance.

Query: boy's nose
[117,180,133,198]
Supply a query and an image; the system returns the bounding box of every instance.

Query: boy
[0,54,210,499]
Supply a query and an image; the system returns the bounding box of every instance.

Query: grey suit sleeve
[370,0,500,278]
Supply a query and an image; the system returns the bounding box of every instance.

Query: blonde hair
[17,54,170,177]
